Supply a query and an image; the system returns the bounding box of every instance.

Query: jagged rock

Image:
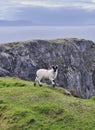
[0,67,10,76]
[0,38,95,98]
[64,89,71,96]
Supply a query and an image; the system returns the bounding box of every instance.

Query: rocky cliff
[0,38,95,98]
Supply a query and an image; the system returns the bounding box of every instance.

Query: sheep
[34,65,58,87]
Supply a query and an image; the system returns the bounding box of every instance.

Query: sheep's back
[36,69,49,79]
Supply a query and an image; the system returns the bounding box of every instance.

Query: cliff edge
[0,38,95,98]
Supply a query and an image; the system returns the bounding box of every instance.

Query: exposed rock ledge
[0,38,95,98]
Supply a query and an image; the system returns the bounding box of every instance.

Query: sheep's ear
[52,65,54,68]
[56,65,58,69]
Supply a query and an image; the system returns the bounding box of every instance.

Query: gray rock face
[0,38,95,98]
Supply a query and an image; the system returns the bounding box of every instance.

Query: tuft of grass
[90,96,95,101]
[0,77,95,130]
[48,39,67,44]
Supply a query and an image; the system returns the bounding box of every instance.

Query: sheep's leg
[37,77,42,87]
[49,77,56,87]
[38,79,42,87]
[51,79,56,88]
[34,77,38,86]
[34,76,42,87]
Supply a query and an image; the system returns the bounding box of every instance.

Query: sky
[0,0,95,25]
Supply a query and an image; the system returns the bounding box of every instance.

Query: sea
[0,26,95,44]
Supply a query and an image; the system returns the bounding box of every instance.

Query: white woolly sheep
[34,65,58,87]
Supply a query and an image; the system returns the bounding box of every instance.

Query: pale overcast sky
[0,0,95,25]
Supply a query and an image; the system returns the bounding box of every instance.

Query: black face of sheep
[52,65,58,72]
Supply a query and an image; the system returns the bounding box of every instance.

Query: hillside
[0,77,95,130]
[0,38,95,98]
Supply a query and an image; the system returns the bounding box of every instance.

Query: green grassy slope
[0,77,95,130]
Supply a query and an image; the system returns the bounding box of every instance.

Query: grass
[3,38,79,49]
[48,38,79,44]
[0,77,95,130]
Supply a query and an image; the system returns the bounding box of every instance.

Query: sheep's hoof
[52,84,55,88]
[34,82,36,86]
[39,84,42,87]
